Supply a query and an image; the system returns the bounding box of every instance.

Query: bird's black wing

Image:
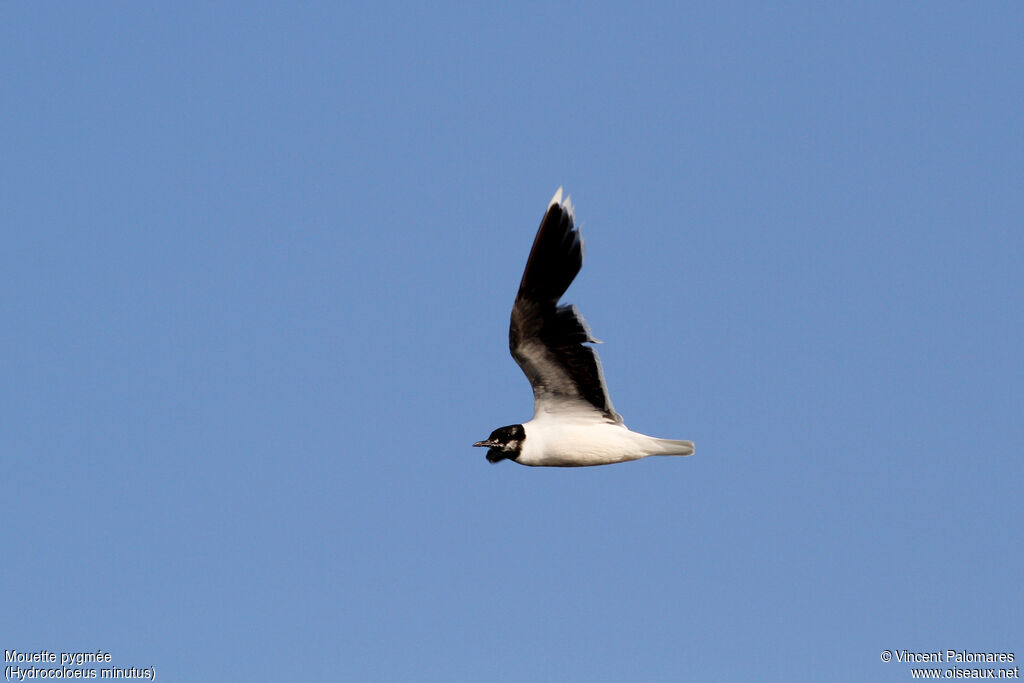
[508,190,622,423]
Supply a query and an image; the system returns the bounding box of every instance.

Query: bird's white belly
[518,419,656,467]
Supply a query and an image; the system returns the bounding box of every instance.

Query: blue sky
[3,2,1021,681]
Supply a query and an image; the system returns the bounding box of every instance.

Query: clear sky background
[3,3,1021,681]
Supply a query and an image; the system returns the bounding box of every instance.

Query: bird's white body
[518,409,694,467]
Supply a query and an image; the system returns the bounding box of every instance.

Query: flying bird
[474,188,695,467]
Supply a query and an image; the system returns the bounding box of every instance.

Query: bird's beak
[473,440,496,448]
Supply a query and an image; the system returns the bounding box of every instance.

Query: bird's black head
[473,424,526,463]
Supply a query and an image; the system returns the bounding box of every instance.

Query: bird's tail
[652,438,695,456]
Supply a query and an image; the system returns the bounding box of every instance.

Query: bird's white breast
[518,414,663,467]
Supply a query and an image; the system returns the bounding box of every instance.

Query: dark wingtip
[516,193,583,305]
